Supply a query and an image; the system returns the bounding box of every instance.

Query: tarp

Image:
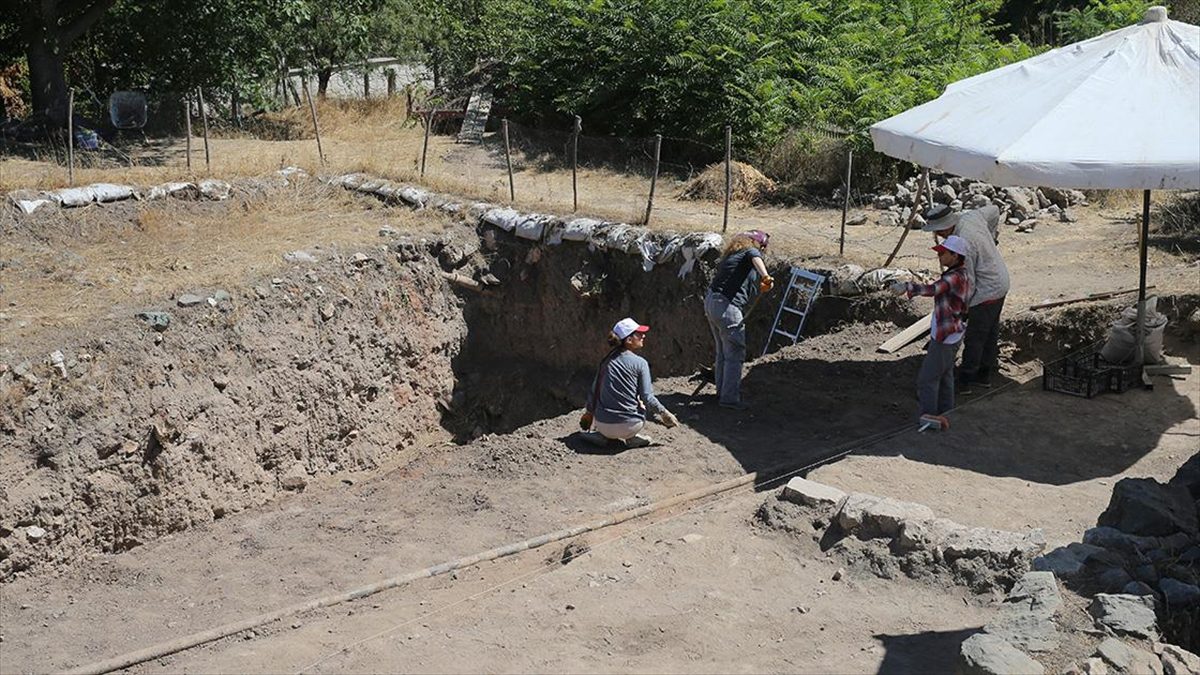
[870,7,1200,189]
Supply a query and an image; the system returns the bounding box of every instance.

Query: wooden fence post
[502,118,515,201]
[184,95,192,172]
[66,88,75,186]
[386,69,396,97]
[301,78,325,166]
[197,87,211,172]
[839,148,853,255]
[420,108,433,176]
[722,124,732,233]
[572,115,581,212]
[644,134,662,226]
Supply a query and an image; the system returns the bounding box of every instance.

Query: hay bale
[679,161,776,204]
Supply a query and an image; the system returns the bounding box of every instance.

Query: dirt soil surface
[2,135,1198,672]
[0,321,1196,672]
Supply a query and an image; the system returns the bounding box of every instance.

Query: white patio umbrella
[869,5,1199,366]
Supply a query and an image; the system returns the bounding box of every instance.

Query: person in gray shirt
[579,317,678,448]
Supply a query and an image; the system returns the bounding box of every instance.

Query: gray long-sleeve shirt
[587,350,666,424]
[955,205,1010,306]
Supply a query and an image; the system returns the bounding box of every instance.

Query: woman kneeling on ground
[579,318,678,448]
[704,230,774,410]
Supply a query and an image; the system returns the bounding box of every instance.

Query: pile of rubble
[760,477,1046,592]
[963,457,1200,674]
[864,173,1090,231]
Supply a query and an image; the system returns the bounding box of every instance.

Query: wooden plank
[1029,285,1154,311]
[1144,364,1192,376]
[877,312,932,353]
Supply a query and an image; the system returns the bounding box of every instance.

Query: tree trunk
[317,69,332,98]
[27,39,69,124]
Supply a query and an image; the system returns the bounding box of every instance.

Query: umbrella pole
[1134,189,1150,371]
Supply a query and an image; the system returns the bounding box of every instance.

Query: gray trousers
[704,290,746,404]
[918,339,961,419]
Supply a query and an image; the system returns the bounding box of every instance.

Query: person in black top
[703,230,773,410]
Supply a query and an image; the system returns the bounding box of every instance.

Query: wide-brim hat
[920,204,961,232]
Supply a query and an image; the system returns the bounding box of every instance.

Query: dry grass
[0,182,428,348]
[678,161,776,204]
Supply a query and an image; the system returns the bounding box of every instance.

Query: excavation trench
[1,204,1196,583]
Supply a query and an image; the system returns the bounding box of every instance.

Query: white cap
[933,234,970,257]
[613,317,650,340]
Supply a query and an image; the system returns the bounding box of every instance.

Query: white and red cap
[613,317,650,340]
[932,234,970,257]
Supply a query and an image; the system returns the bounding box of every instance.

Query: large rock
[934,184,958,204]
[1089,594,1159,640]
[1084,526,1164,553]
[1041,186,1070,209]
[1095,638,1163,675]
[1033,543,1105,578]
[897,517,966,551]
[983,571,1062,653]
[984,611,1059,653]
[1160,644,1200,675]
[780,477,846,510]
[1006,572,1063,616]
[1002,187,1036,220]
[959,633,1045,675]
[941,526,1046,560]
[834,493,934,538]
[1158,578,1200,607]
[1170,454,1200,500]
[1099,478,1199,537]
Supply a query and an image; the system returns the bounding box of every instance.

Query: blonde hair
[722,234,760,258]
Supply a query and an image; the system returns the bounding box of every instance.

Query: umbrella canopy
[870,6,1200,190]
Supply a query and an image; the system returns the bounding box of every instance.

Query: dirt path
[1,326,1195,672]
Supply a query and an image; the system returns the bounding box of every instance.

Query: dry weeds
[0,183,426,347]
[678,161,776,204]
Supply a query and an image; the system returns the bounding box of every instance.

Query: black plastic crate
[1099,355,1143,393]
[1043,349,1110,398]
[1043,345,1143,398]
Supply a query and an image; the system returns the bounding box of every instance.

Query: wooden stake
[572,115,581,212]
[723,125,732,233]
[644,134,662,226]
[839,148,853,255]
[502,118,514,201]
[420,108,432,176]
[183,96,192,172]
[66,88,75,186]
[197,87,211,172]
[883,170,931,268]
[301,78,324,165]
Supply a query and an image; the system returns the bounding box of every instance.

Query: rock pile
[762,477,1046,592]
[867,173,1088,229]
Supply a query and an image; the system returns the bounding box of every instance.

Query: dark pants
[918,339,960,418]
[959,297,1005,385]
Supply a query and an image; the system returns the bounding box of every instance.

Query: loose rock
[177,294,204,307]
[1095,638,1163,675]
[959,633,1045,675]
[1089,594,1159,640]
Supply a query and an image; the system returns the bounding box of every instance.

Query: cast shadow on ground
[874,628,981,674]
[658,349,1197,487]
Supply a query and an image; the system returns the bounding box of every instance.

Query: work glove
[579,411,593,431]
[888,280,908,296]
[759,276,775,293]
[657,409,679,428]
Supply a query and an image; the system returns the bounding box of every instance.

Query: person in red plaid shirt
[890,235,971,430]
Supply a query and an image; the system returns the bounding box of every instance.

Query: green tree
[1054,0,1151,42]
[6,0,118,124]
